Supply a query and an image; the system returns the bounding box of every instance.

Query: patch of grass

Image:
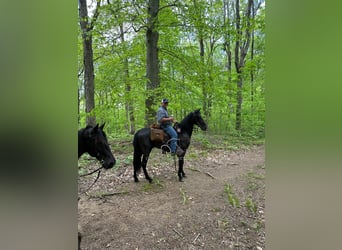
[193,133,264,151]
[179,187,188,205]
[187,152,199,159]
[78,157,88,165]
[154,178,164,188]
[245,197,258,215]
[123,155,133,165]
[141,183,153,192]
[253,138,265,145]
[224,184,240,208]
[245,171,265,191]
[256,164,265,169]
[141,178,164,192]
[240,220,248,227]
[78,167,87,175]
[212,207,222,212]
[247,171,265,180]
[246,179,258,191]
[218,217,229,230]
[240,218,263,232]
[251,220,263,232]
[226,144,240,150]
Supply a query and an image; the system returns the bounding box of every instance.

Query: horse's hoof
[178,178,184,182]
[148,179,153,183]
[182,174,187,178]
[134,178,139,182]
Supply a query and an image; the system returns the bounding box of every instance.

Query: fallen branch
[188,167,216,179]
[188,167,201,172]
[193,233,201,244]
[86,191,129,199]
[172,228,184,238]
[205,172,216,179]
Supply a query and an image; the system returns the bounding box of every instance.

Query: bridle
[78,127,110,195]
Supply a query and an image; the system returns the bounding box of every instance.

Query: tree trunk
[79,0,99,126]
[234,0,253,131]
[193,0,210,120]
[120,24,135,134]
[199,36,209,119]
[78,86,80,125]
[223,0,233,123]
[145,0,160,126]
[250,2,256,114]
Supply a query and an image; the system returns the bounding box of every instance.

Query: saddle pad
[150,128,164,142]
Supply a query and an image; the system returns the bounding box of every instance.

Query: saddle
[150,124,165,142]
[150,123,181,143]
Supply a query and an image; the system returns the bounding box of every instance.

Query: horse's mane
[179,112,193,127]
[178,111,195,137]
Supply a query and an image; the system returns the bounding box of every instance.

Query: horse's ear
[100,123,105,130]
[195,109,200,114]
[92,124,99,134]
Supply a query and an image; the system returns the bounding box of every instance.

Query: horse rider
[157,98,184,156]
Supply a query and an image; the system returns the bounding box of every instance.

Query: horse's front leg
[142,155,153,183]
[178,153,186,182]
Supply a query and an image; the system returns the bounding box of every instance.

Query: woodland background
[78,0,265,140]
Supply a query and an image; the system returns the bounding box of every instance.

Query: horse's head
[86,123,116,169]
[193,109,207,131]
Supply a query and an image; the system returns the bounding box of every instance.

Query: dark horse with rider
[78,101,207,249]
[133,99,207,182]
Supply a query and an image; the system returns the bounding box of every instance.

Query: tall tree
[234,0,253,130]
[223,0,233,122]
[250,0,263,114]
[119,23,135,134]
[79,0,101,126]
[145,0,160,125]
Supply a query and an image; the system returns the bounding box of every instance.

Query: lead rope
[79,165,103,177]
[78,165,103,195]
[161,138,180,173]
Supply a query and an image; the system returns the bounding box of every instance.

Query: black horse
[133,109,207,182]
[78,123,116,169]
[78,123,115,250]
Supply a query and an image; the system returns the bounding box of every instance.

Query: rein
[80,165,103,177]
[78,165,103,195]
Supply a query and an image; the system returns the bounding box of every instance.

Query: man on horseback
[157,98,184,157]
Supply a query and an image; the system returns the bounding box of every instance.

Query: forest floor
[78,137,265,250]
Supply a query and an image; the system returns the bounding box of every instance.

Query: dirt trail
[78,145,265,250]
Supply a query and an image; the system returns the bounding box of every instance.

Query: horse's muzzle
[102,158,116,169]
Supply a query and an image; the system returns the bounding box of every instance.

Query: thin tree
[223,0,234,124]
[79,0,101,126]
[120,23,135,134]
[234,0,253,130]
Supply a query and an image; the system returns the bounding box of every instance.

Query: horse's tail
[133,132,142,173]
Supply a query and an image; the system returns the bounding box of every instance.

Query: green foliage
[78,0,265,139]
[141,178,164,192]
[245,197,258,215]
[246,171,265,191]
[179,186,188,205]
[123,155,133,165]
[218,217,229,230]
[224,184,240,208]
